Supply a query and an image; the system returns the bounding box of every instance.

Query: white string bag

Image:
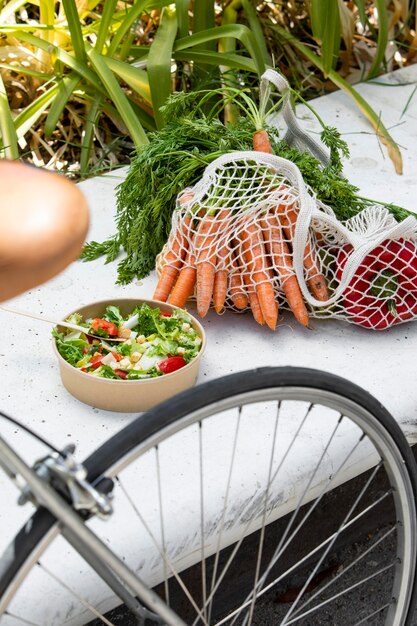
[157,70,417,330]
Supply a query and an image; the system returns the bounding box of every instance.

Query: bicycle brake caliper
[18,444,114,519]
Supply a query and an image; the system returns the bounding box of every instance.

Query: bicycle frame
[0,433,186,626]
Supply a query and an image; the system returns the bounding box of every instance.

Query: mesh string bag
[156,151,417,331]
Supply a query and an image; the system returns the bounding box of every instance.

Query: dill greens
[81,93,413,285]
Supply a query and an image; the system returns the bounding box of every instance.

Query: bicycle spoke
[247,429,367,600]
[292,525,397,617]
[233,404,281,626]
[206,407,243,626]
[198,403,314,620]
[232,410,346,624]
[284,562,396,625]
[280,461,382,625]
[37,562,116,626]
[213,491,392,626]
[352,603,392,625]
[116,476,209,625]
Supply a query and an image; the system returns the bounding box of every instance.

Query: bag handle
[259,69,330,167]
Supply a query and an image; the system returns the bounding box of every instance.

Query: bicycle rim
[1,367,417,626]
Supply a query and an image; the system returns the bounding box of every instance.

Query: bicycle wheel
[1,366,417,626]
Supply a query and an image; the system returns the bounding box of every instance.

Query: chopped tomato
[90,318,118,336]
[112,352,123,362]
[90,354,104,369]
[81,367,88,373]
[114,369,128,379]
[158,356,187,374]
[160,311,172,317]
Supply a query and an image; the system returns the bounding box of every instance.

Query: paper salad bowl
[53,298,206,413]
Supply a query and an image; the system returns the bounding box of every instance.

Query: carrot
[242,270,264,325]
[237,222,278,330]
[276,201,329,302]
[229,251,249,310]
[169,249,196,308]
[213,269,228,314]
[153,193,194,302]
[212,217,234,313]
[261,214,309,328]
[253,129,273,154]
[213,235,230,313]
[195,208,230,318]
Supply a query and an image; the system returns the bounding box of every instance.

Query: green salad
[53,303,202,380]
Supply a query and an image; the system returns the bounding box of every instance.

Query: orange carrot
[212,219,233,313]
[195,208,230,318]
[229,251,249,310]
[261,214,309,328]
[276,201,329,302]
[242,270,264,325]
[169,249,196,308]
[253,129,273,154]
[238,222,278,330]
[213,269,228,314]
[213,235,230,313]
[153,193,194,302]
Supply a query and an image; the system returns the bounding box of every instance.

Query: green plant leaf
[82,91,156,132]
[45,72,81,136]
[241,0,270,65]
[173,50,257,72]
[61,0,87,63]
[13,32,105,94]
[175,24,266,76]
[367,0,389,78]
[128,99,157,132]
[0,0,27,23]
[310,0,340,75]
[0,73,18,158]
[80,96,101,176]
[95,0,118,53]
[147,4,178,129]
[108,0,152,56]
[352,0,367,28]
[14,84,59,138]
[175,0,189,38]
[272,25,403,174]
[193,0,215,37]
[104,57,151,103]
[0,23,57,31]
[39,0,55,45]
[0,62,49,80]
[338,0,354,60]
[87,46,149,147]
[219,0,239,55]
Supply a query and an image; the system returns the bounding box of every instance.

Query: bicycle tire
[1,366,417,626]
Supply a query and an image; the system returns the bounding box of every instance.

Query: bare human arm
[0,161,89,302]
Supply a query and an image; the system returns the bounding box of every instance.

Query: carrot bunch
[153,130,330,330]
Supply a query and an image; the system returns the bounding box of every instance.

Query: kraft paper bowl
[53,298,206,412]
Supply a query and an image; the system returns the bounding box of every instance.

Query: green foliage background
[0,1,415,176]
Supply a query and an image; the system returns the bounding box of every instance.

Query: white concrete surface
[1,65,417,624]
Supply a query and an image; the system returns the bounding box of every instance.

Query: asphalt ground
[90,520,417,625]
